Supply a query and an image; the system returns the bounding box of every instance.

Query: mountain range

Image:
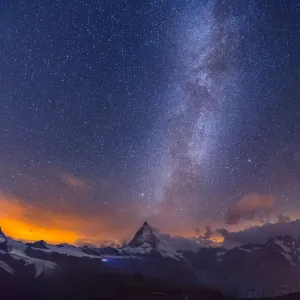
[1,221,300,299]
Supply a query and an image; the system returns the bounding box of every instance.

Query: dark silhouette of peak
[0,227,8,252]
[0,227,4,236]
[127,221,159,249]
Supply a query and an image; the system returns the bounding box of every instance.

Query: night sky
[1,0,300,245]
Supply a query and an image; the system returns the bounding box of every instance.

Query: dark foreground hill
[0,267,228,300]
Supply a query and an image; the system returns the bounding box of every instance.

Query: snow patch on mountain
[10,249,57,277]
[0,260,14,274]
[239,247,252,253]
[274,239,291,253]
[7,238,27,251]
[30,241,106,259]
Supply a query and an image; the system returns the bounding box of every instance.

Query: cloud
[225,194,275,224]
[158,232,201,252]
[201,226,213,240]
[156,225,224,252]
[58,172,87,189]
[218,219,300,248]
[193,226,224,246]
[76,239,120,248]
[277,213,291,224]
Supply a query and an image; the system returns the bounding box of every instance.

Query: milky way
[146,1,243,224]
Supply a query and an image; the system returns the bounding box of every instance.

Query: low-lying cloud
[219,219,300,248]
[226,194,275,225]
[159,233,201,252]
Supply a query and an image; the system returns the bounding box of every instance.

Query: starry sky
[1,0,300,245]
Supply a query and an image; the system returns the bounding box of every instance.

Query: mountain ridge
[0,222,300,298]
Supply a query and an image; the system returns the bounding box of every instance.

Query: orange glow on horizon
[210,235,224,243]
[0,193,225,246]
[1,191,259,247]
[0,192,114,245]
[1,217,78,244]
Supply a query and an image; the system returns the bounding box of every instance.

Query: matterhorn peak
[124,222,185,261]
[144,220,152,228]
[127,221,158,249]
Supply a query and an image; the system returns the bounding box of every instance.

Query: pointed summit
[127,221,158,249]
[0,227,4,236]
[0,227,8,252]
[124,222,185,261]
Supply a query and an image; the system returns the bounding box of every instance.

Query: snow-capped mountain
[124,221,185,261]
[1,222,300,298]
[0,231,57,278]
[266,235,300,265]
[127,221,158,248]
[218,235,300,267]
[0,222,185,265]
[197,235,300,297]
